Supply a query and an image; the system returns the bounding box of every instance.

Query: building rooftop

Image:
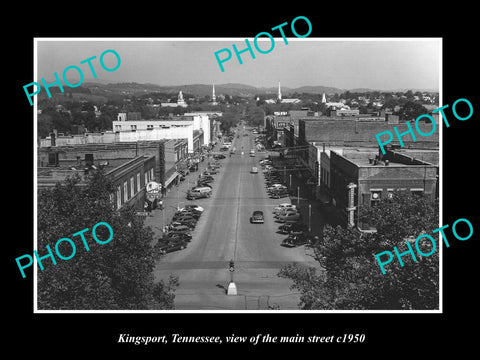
[38,156,153,186]
[338,148,437,168]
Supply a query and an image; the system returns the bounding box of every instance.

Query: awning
[164,171,180,187]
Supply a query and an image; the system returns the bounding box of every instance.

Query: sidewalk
[144,144,223,243]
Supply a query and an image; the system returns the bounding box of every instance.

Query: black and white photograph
[8,6,479,355]
[31,38,443,312]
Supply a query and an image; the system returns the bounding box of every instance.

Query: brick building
[38,154,156,211]
[326,148,438,230]
[38,139,189,193]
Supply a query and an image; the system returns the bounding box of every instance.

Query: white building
[112,114,211,152]
[161,91,188,108]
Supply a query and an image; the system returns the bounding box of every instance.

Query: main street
[152,126,321,310]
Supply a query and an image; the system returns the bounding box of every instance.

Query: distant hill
[81,81,437,98]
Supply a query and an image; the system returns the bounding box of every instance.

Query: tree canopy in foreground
[279,191,439,310]
[37,171,178,310]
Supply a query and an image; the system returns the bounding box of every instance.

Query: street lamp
[289,174,292,188]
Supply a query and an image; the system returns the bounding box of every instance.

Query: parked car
[281,233,313,248]
[277,211,301,223]
[177,209,202,217]
[196,182,213,188]
[267,184,287,191]
[157,238,188,254]
[274,208,298,219]
[167,225,191,235]
[270,192,289,199]
[278,222,308,235]
[250,167,258,174]
[199,176,214,183]
[180,204,205,213]
[273,203,297,214]
[250,210,265,224]
[170,219,196,228]
[173,211,201,220]
[163,233,193,242]
[187,191,209,200]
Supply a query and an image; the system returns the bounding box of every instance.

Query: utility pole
[308,204,312,232]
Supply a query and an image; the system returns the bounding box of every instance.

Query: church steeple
[278,81,282,101]
[212,83,218,105]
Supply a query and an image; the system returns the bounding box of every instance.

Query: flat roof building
[326,148,438,230]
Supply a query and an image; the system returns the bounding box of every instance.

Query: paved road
[152,127,321,310]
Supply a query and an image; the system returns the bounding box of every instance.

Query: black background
[6,3,478,356]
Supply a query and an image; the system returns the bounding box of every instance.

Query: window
[115,125,121,132]
[131,125,137,131]
[137,173,141,192]
[150,168,154,181]
[387,189,394,199]
[371,190,382,207]
[147,124,154,130]
[145,171,148,185]
[411,189,424,197]
[117,185,122,209]
[130,176,135,198]
[124,181,128,201]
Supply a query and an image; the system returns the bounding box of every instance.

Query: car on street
[173,211,201,220]
[180,204,205,212]
[281,233,313,248]
[199,175,214,183]
[250,167,258,174]
[186,191,210,200]
[269,192,289,199]
[250,210,265,224]
[163,233,193,242]
[157,238,188,254]
[277,211,301,223]
[278,222,308,235]
[273,203,297,213]
[267,184,287,191]
[274,207,298,218]
[170,219,196,228]
[177,208,202,217]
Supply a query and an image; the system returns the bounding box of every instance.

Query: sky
[36,38,441,91]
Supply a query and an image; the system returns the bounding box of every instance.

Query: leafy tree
[37,171,178,310]
[279,191,439,310]
[400,101,428,121]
